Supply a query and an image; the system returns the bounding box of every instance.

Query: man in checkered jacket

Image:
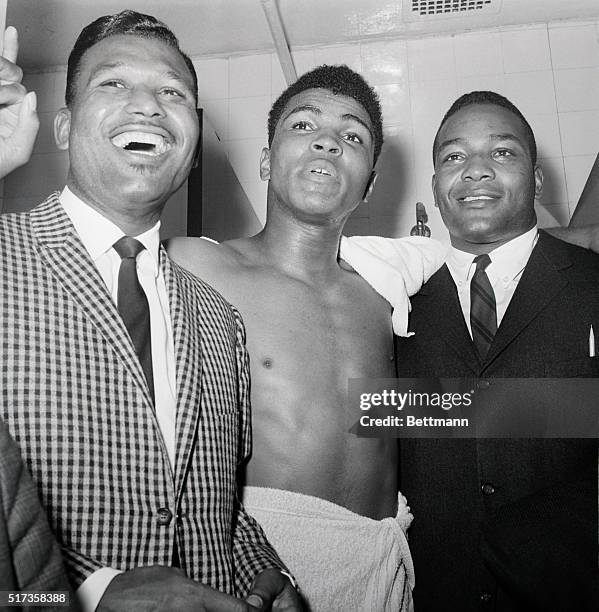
[0,11,300,612]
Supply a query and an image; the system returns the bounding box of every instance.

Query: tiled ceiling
[8,0,599,70]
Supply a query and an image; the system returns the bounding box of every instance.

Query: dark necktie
[113,236,154,403]
[470,253,497,359]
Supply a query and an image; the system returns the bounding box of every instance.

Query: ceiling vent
[410,0,501,18]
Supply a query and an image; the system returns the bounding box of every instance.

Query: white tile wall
[375,82,412,127]
[229,54,271,97]
[7,20,599,237]
[226,138,265,185]
[271,53,288,99]
[361,40,408,85]
[558,110,599,157]
[407,36,456,82]
[503,70,557,116]
[457,74,506,97]
[527,113,562,160]
[228,96,271,140]
[563,154,598,210]
[200,98,229,140]
[548,23,599,69]
[290,49,318,79]
[239,180,268,225]
[194,57,229,100]
[313,44,362,72]
[454,31,503,77]
[554,67,599,112]
[501,26,552,74]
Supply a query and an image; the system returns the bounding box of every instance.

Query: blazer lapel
[30,194,153,405]
[419,266,481,374]
[162,253,203,494]
[485,234,570,365]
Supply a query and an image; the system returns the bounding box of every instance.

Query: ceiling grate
[412,0,495,16]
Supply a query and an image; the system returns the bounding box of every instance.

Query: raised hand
[0,26,38,178]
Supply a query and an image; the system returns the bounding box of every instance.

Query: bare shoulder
[165,236,264,296]
[166,236,238,277]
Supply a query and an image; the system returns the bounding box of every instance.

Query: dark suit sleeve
[228,308,288,597]
[0,418,72,594]
[480,466,599,610]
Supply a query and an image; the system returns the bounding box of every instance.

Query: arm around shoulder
[339,235,448,336]
[340,235,447,294]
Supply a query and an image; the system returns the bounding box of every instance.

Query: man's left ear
[54,108,71,151]
[259,147,271,181]
[362,170,377,202]
[533,165,543,200]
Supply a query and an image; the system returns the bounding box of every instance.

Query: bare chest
[227,271,395,382]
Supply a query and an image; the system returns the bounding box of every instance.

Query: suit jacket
[0,418,74,610]
[396,231,598,611]
[0,193,282,595]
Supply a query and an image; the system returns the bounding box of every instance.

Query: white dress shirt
[60,187,178,611]
[446,226,539,337]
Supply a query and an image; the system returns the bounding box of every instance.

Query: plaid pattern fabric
[0,193,282,594]
[0,418,71,594]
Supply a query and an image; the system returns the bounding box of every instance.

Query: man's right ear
[259,147,271,181]
[54,108,71,151]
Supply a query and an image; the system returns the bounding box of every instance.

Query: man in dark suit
[0,12,300,612]
[395,91,598,610]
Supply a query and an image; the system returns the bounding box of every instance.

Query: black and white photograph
[0,1,597,611]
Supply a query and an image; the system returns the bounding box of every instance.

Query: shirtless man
[168,65,434,611]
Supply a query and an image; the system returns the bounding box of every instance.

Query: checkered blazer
[0,193,282,594]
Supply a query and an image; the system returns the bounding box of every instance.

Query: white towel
[243,487,414,612]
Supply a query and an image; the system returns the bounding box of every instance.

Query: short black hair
[268,64,384,164]
[432,90,537,165]
[66,10,198,107]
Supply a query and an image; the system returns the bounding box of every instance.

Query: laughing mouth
[459,195,497,202]
[311,167,332,176]
[111,131,171,156]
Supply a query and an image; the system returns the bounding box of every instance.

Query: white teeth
[463,195,494,202]
[111,131,169,155]
[312,168,331,175]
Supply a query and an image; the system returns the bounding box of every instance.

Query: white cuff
[278,569,298,590]
[76,567,123,612]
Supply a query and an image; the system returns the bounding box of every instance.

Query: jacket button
[477,379,490,390]
[481,483,496,495]
[157,507,173,525]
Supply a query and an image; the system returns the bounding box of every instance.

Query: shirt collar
[59,186,161,275]
[447,225,538,282]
